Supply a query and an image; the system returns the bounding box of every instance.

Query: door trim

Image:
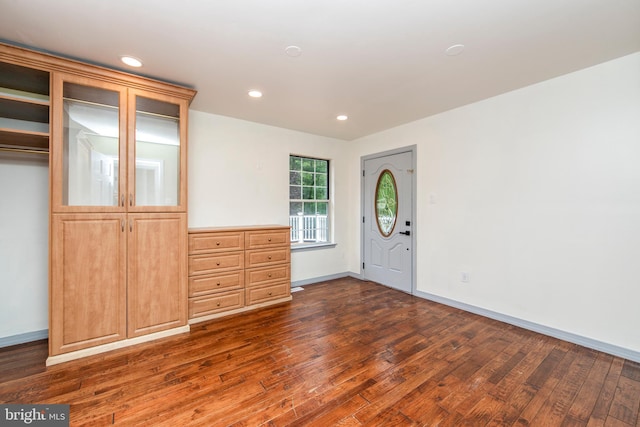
[361,145,417,294]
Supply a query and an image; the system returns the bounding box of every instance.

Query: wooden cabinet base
[188,296,292,325]
[188,225,291,323]
[45,325,190,366]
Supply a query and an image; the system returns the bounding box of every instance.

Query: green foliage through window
[375,170,398,236]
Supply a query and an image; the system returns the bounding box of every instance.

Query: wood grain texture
[127,213,187,337]
[3,278,639,426]
[49,214,127,356]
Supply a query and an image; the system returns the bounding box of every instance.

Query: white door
[363,150,413,293]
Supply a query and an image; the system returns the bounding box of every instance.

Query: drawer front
[189,252,244,276]
[189,232,244,254]
[246,264,291,288]
[189,271,244,297]
[245,247,290,268]
[245,229,290,249]
[189,290,245,318]
[245,283,290,306]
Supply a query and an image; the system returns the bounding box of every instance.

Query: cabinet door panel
[127,213,187,337]
[245,283,291,306]
[128,90,188,212]
[188,252,244,276]
[245,229,290,249]
[189,271,244,297]
[189,290,245,318]
[50,214,126,355]
[188,231,244,254]
[51,73,127,213]
[245,247,291,268]
[245,265,291,288]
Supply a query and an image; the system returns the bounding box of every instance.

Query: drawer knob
[268,274,272,278]
[216,241,221,246]
[268,292,272,296]
[216,302,221,307]
[216,262,221,266]
[268,256,272,260]
[268,238,271,242]
[216,282,221,286]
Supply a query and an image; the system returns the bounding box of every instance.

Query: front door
[363,150,414,293]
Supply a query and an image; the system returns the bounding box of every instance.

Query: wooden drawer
[245,229,290,249]
[246,264,291,288]
[189,290,245,318]
[189,252,244,276]
[245,247,290,268]
[245,283,290,305]
[189,271,244,297]
[189,232,244,254]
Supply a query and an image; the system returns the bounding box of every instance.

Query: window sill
[291,242,337,252]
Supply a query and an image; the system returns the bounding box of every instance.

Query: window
[289,155,329,244]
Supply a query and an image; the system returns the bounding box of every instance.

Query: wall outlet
[461,272,470,283]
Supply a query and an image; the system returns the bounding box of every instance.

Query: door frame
[360,145,417,294]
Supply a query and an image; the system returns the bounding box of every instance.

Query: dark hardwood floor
[1,277,639,426]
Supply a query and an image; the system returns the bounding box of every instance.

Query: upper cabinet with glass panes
[51,74,192,213]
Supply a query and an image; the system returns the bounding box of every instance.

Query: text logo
[1,405,69,426]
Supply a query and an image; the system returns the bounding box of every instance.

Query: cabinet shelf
[0,93,49,123]
[0,128,49,151]
[0,62,49,97]
[0,60,50,152]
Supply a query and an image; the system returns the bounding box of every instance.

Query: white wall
[188,111,351,282]
[348,52,640,353]
[0,152,49,341]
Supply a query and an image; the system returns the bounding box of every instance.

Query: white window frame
[289,155,331,248]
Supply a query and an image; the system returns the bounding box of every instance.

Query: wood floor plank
[564,352,616,424]
[0,277,637,426]
[529,346,597,425]
[608,376,640,425]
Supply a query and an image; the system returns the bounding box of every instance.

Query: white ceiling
[1,0,639,140]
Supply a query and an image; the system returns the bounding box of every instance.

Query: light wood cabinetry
[0,42,196,363]
[0,60,50,153]
[188,226,291,323]
[127,213,188,338]
[50,214,127,354]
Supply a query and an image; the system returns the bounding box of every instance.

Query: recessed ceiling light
[120,55,143,67]
[445,44,465,56]
[248,90,263,98]
[285,45,302,57]
[336,115,348,121]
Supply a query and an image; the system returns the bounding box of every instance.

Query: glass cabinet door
[53,75,126,212]
[129,92,185,211]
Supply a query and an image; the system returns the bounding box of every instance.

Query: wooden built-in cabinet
[0,42,197,364]
[188,226,291,322]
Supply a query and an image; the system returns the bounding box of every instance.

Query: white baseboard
[291,272,356,287]
[7,275,638,365]
[292,273,640,363]
[0,329,48,348]
[413,289,640,364]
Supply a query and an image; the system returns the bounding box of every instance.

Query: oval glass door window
[375,169,398,237]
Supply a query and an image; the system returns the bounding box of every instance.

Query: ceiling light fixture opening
[336,115,348,121]
[285,45,302,57]
[120,56,143,67]
[248,90,263,98]
[445,44,465,56]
